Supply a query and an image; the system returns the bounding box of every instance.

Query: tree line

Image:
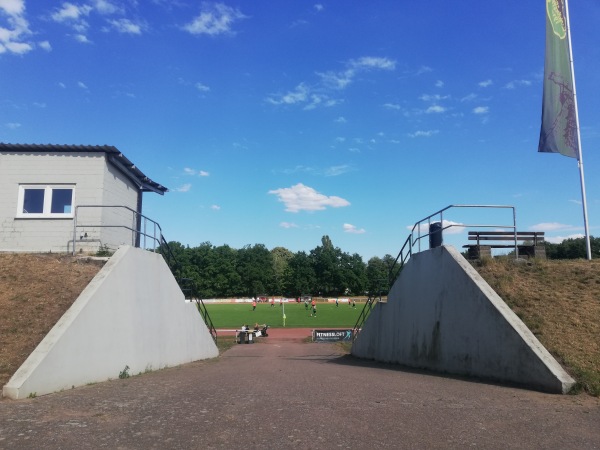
[545,236,599,260]
[162,235,597,299]
[163,235,399,299]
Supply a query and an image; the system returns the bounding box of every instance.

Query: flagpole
[564,0,592,260]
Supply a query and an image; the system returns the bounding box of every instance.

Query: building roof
[0,143,168,195]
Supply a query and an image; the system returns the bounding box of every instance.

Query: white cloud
[314,4,324,12]
[268,183,350,213]
[505,79,532,89]
[461,93,477,102]
[383,103,401,110]
[51,3,92,23]
[343,223,366,234]
[93,0,121,15]
[268,56,394,110]
[325,165,353,177]
[280,222,299,229]
[184,167,210,177]
[58,82,66,89]
[350,56,395,71]
[38,40,52,51]
[5,122,21,129]
[410,220,465,235]
[473,106,489,114]
[195,82,210,92]
[317,69,354,90]
[529,222,574,232]
[415,66,432,75]
[420,94,449,102]
[426,105,446,114]
[0,0,34,55]
[108,18,142,35]
[74,33,91,43]
[183,3,247,36]
[211,204,221,210]
[175,183,192,193]
[334,116,347,123]
[545,234,584,244]
[435,80,444,88]
[77,81,88,89]
[266,83,309,105]
[479,79,493,88]
[408,130,439,138]
[0,0,24,15]
[3,40,30,53]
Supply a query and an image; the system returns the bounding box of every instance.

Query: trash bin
[429,222,443,248]
[237,331,244,344]
[248,332,254,344]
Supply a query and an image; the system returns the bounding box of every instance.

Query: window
[17,185,75,218]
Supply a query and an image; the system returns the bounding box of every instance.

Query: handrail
[352,204,517,341]
[72,204,217,344]
[195,298,218,344]
[409,204,517,257]
[72,204,164,254]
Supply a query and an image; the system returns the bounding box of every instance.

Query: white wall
[0,152,105,253]
[3,246,219,399]
[97,161,140,250]
[0,151,145,254]
[351,246,575,394]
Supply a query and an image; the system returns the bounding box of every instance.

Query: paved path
[1,334,599,449]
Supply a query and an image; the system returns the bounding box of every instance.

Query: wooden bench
[464,231,546,259]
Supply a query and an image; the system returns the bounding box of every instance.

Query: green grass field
[204,301,363,329]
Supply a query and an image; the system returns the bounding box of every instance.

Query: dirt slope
[473,257,600,395]
[0,254,104,387]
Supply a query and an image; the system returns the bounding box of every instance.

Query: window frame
[16,184,76,219]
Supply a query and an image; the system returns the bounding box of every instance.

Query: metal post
[565,0,592,260]
[72,206,78,256]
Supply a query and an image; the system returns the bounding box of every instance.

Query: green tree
[283,251,316,297]
[271,246,293,295]
[545,236,599,259]
[310,235,342,296]
[237,244,274,297]
[339,252,367,295]
[366,256,388,296]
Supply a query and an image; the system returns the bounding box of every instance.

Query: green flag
[538,0,579,159]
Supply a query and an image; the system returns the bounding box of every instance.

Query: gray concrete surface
[0,339,598,449]
[3,246,218,399]
[352,246,574,393]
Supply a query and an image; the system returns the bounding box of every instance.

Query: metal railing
[352,204,517,340]
[71,205,217,344]
[72,205,163,255]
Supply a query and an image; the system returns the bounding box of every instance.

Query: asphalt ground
[1,329,599,449]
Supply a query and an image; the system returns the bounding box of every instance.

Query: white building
[0,143,167,254]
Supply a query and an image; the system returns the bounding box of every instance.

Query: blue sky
[2,1,599,260]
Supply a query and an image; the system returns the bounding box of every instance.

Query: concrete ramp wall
[3,246,218,399]
[352,246,575,393]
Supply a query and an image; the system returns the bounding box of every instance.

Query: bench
[464,231,546,259]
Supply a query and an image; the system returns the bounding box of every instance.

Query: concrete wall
[0,151,142,254]
[3,246,218,399]
[351,246,575,394]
